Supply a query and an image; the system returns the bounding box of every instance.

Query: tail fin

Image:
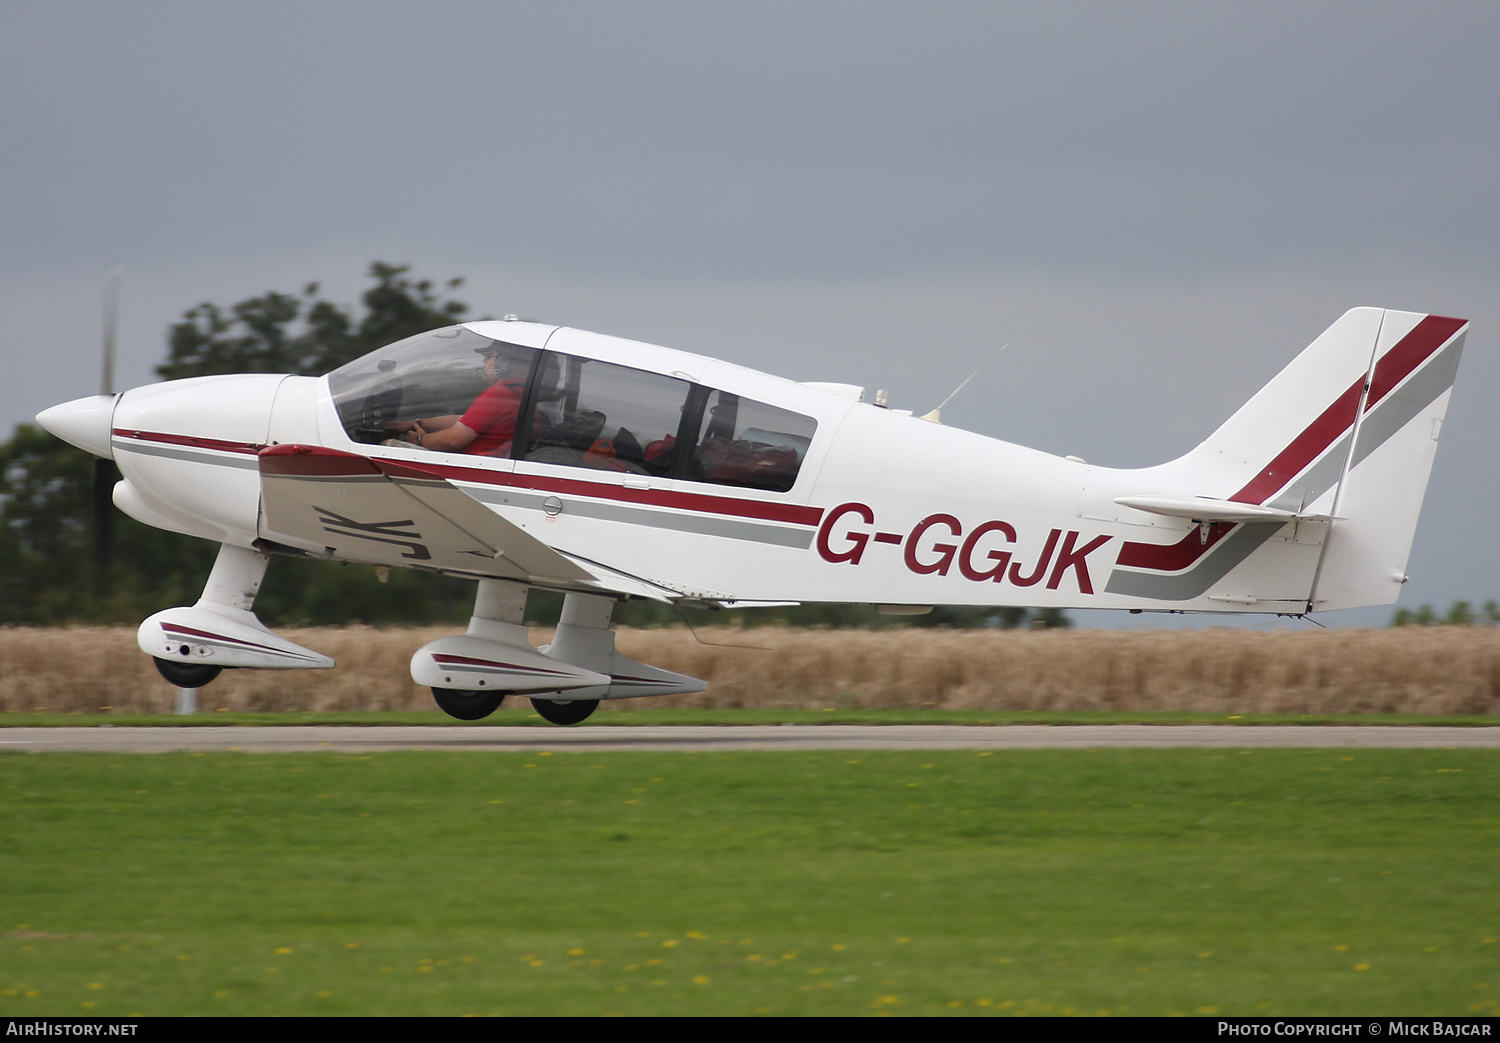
[1187,307,1467,611]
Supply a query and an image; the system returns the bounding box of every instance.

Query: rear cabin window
[690,390,816,493]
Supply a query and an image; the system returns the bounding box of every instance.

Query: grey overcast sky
[4,1,1497,627]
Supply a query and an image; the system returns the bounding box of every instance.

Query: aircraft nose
[36,394,118,459]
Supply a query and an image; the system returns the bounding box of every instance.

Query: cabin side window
[519,353,692,475]
[330,332,820,491]
[689,390,816,493]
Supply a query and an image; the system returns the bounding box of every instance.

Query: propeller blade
[101,256,122,396]
[95,256,124,598]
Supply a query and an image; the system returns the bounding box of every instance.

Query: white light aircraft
[37,307,1467,724]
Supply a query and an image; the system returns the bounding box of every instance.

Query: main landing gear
[427,689,597,725]
[411,582,704,725]
[431,688,507,721]
[530,698,599,726]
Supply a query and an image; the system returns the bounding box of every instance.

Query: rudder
[1309,311,1467,610]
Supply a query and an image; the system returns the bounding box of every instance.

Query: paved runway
[2,725,1498,753]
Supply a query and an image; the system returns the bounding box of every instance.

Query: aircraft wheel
[432,688,506,721]
[153,658,223,688]
[531,697,599,726]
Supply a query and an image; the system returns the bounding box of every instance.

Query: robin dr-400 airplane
[37,307,1467,724]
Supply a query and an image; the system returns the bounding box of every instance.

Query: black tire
[153,657,223,688]
[432,688,506,721]
[531,697,599,726]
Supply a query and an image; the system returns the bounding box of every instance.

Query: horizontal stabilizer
[1114,495,1331,524]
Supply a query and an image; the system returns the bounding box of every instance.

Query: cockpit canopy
[328,325,818,493]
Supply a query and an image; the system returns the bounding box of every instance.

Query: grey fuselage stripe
[1103,522,1286,600]
[114,440,261,469]
[1103,331,1463,602]
[463,486,816,549]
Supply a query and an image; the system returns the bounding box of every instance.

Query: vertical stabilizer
[1110,309,1468,613]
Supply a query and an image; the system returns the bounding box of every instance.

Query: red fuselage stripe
[114,429,265,455]
[256,443,823,527]
[422,460,823,526]
[1115,522,1234,571]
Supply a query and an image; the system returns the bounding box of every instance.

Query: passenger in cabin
[384,342,531,455]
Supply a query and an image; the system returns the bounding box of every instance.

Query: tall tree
[156,262,471,380]
[0,423,218,623]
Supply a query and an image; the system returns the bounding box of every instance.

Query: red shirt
[459,381,524,456]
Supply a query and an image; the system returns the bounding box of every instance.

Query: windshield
[328,326,539,445]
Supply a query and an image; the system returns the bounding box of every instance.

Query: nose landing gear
[139,544,334,693]
[153,657,224,689]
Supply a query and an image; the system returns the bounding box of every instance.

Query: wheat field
[2,624,1498,716]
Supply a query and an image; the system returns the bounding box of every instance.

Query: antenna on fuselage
[920,342,1007,424]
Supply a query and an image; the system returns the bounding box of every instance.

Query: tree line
[1390,601,1500,627]
[0,262,1067,630]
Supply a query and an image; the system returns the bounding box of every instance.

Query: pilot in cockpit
[384,342,532,455]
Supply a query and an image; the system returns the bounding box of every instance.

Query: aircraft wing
[257,445,672,598]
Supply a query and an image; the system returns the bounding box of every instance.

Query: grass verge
[2,749,1497,1015]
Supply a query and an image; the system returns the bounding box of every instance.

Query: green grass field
[2,748,1497,1016]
